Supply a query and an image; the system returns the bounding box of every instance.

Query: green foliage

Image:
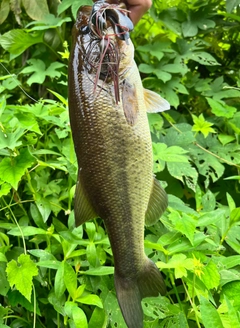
[0,0,240,327]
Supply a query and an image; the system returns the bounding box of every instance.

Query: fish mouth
[80,1,134,103]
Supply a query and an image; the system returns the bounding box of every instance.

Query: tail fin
[114,259,166,328]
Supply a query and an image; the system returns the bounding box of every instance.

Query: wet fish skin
[68,4,169,327]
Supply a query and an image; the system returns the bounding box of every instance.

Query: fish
[68,2,170,327]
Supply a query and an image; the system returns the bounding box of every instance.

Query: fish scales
[68,3,169,327]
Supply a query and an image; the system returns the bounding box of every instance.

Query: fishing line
[0,61,38,103]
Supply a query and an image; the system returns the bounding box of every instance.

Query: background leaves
[0,0,240,327]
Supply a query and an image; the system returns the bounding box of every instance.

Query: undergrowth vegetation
[0,0,240,327]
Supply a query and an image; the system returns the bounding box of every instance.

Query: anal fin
[74,170,98,226]
[145,178,168,226]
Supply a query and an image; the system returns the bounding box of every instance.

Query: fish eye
[81,25,90,34]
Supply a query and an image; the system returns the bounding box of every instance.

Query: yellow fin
[145,178,168,226]
[144,88,170,113]
[74,171,98,226]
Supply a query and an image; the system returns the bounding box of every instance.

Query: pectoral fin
[144,88,170,113]
[74,171,98,226]
[145,178,168,226]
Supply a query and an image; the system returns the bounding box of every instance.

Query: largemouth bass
[68,2,170,327]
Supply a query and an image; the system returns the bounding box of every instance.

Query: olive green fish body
[68,4,169,327]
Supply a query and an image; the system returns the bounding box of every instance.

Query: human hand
[93,0,152,25]
[122,0,152,25]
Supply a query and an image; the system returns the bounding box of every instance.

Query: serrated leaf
[6,254,38,302]
[153,143,189,163]
[157,254,194,279]
[192,114,215,138]
[0,30,43,56]
[0,128,24,150]
[21,59,64,85]
[169,212,196,245]
[0,148,35,189]
[0,182,11,197]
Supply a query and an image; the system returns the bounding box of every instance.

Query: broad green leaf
[206,98,236,118]
[0,148,35,189]
[8,226,46,236]
[153,143,189,163]
[64,302,88,328]
[154,69,172,83]
[101,285,126,328]
[190,52,220,66]
[218,134,235,145]
[227,193,236,213]
[36,195,51,223]
[64,262,77,299]
[0,0,9,24]
[137,43,164,61]
[37,260,60,270]
[80,266,114,276]
[89,307,107,328]
[167,161,198,191]
[0,253,7,262]
[22,0,49,20]
[224,296,240,326]
[6,254,38,302]
[182,20,198,37]
[198,209,225,227]
[0,30,43,56]
[72,306,88,328]
[144,240,166,253]
[200,297,224,328]
[218,255,240,270]
[26,15,71,30]
[55,262,66,299]
[77,294,103,308]
[230,208,240,225]
[222,281,240,310]
[139,63,154,74]
[201,260,220,290]
[226,0,240,13]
